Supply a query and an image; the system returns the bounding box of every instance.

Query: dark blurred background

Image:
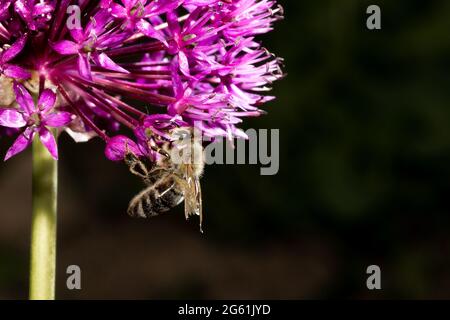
[2,0,450,299]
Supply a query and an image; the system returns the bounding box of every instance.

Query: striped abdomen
[127,177,184,218]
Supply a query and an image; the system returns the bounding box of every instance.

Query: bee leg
[171,174,193,221]
[124,152,149,181]
[130,163,149,181]
[153,145,171,159]
[123,140,136,166]
[145,168,171,185]
[147,141,171,159]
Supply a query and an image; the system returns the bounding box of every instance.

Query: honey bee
[125,127,205,232]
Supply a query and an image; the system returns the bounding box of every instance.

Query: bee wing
[195,177,203,233]
[183,165,200,219]
[186,165,203,232]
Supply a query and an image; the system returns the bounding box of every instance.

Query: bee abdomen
[156,180,184,209]
[128,181,184,218]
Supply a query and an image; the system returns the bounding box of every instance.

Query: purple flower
[0,35,30,80]
[105,135,144,161]
[0,0,283,162]
[52,9,129,79]
[111,0,181,41]
[0,83,72,160]
[213,0,284,41]
[0,1,12,22]
[13,0,55,31]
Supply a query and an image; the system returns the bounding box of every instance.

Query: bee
[124,127,205,232]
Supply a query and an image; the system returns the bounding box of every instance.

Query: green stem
[29,138,58,300]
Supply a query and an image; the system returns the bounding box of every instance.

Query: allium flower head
[0,83,72,160]
[0,0,284,161]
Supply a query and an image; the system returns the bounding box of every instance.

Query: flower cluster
[0,0,284,161]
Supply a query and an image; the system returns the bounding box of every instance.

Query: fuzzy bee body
[127,175,184,218]
[125,128,205,231]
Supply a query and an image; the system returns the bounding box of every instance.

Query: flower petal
[70,28,85,43]
[105,135,143,161]
[4,127,35,161]
[137,19,168,46]
[14,0,32,24]
[33,2,53,15]
[178,51,190,76]
[38,89,56,113]
[1,34,27,62]
[167,11,181,35]
[0,108,26,128]
[3,64,31,79]
[65,127,97,143]
[43,112,73,127]
[88,9,111,35]
[13,82,35,114]
[93,52,129,73]
[78,53,92,79]
[110,3,126,18]
[51,40,78,55]
[0,1,12,21]
[38,127,58,160]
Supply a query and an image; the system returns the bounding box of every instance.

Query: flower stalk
[29,135,58,300]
